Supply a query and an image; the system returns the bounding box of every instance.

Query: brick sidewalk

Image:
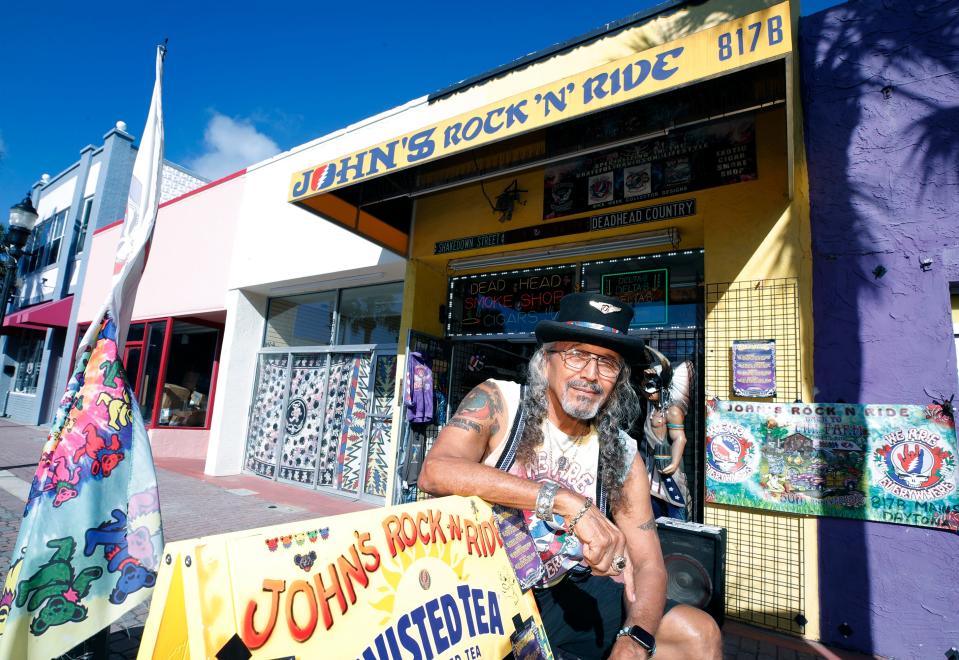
[0,421,881,659]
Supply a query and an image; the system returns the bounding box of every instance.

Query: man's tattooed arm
[638,516,657,531]
[449,381,505,437]
[446,417,482,433]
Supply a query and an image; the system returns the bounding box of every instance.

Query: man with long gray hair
[419,293,720,659]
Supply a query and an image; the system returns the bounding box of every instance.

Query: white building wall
[35,177,77,219]
[202,127,414,475]
[17,267,59,306]
[228,157,405,293]
[204,289,268,475]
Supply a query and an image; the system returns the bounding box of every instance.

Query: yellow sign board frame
[138,497,549,659]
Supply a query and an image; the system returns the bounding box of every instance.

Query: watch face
[626,625,655,650]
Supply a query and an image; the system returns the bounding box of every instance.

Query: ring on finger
[612,554,627,572]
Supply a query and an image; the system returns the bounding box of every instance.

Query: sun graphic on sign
[368,538,470,626]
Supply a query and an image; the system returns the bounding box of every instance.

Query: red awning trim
[3,296,74,330]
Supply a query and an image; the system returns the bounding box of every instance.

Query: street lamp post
[2,194,40,326]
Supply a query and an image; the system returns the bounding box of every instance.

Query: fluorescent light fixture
[447,228,679,272]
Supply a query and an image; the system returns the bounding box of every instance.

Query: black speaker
[656,517,726,627]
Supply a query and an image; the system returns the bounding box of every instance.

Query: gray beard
[560,380,605,419]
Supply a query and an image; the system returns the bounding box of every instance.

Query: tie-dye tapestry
[0,315,162,657]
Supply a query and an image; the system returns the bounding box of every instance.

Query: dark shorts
[533,571,625,660]
[534,572,679,659]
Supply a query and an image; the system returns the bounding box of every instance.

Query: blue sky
[0,0,841,216]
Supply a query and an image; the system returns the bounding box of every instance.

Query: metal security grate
[704,279,801,404]
[703,278,806,634]
[704,504,806,634]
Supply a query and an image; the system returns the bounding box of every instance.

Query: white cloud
[187,113,280,180]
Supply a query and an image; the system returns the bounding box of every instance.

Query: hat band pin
[563,320,623,335]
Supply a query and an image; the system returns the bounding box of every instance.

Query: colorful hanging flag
[0,45,167,658]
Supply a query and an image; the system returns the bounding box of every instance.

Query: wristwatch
[616,624,656,657]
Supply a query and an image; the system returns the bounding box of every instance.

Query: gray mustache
[567,380,603,394]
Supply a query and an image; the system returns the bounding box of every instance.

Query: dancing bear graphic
[15,538,102,636]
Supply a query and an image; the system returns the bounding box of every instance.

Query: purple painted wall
[801,0,959,657]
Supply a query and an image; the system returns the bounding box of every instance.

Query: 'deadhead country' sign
[289,2,792,202]
[137,496,550,659]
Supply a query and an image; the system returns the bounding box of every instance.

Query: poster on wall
[731,340,776,397]
[601,268,669,327]
[447,264,576,337]
[705,399,959,532]
[543,117,756,220]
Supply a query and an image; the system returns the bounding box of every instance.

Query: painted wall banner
[544,117,756,220]
[137,496,550,659]
[289,3,791,201]
[705,399,959,532]
[434,199,693,255]
[447,264,577,337]
[601,268,669,326]
[731,339,776,397]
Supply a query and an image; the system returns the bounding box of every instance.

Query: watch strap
[617,624,656,657]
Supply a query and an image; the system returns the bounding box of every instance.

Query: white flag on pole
[78,44,166,355]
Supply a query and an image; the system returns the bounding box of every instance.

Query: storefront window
[157,321,218,427]
[264,291,335,347]
[72,317,222,428]
[581,250,704,330]
[127,323,145,343]
[125,347,142,390]
[337,282,403,345]
[13,332,44,394]
[139,322,168,423]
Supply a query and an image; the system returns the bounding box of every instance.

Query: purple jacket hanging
[405,351,434,423]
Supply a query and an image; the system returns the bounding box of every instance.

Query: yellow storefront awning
[289,2,792,203]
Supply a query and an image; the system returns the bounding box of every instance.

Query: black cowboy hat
[535,292,648,363]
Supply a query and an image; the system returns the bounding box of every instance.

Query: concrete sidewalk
[0,420,879,660]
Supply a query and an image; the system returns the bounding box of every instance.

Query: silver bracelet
[535,481,561,520]
[567,497,593,537]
